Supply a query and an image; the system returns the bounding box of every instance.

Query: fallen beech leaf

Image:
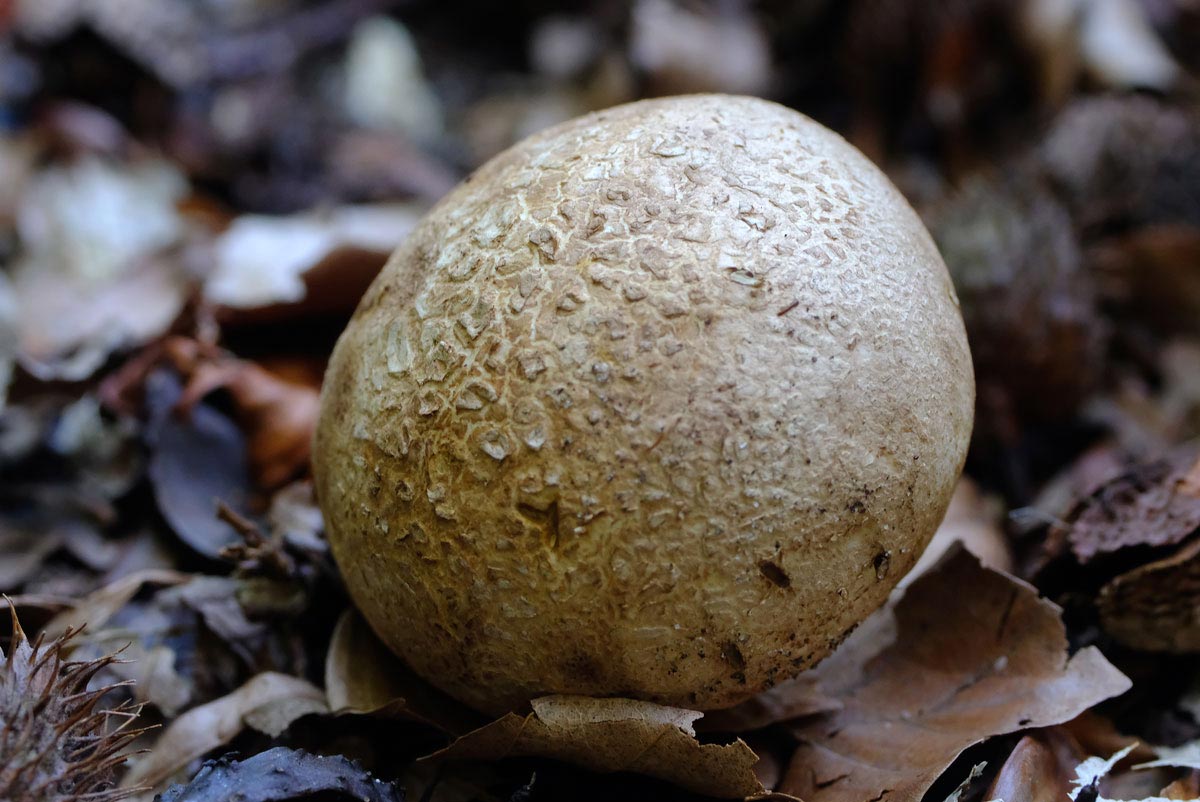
[157,747,403,802]
[12,157,189,381]
[194,360,318,491]
[0,271,15,409]
[987,731,1084,802]
[943,762,987,802]
[324,609,483,735]
[120,672,328,795]
[1161,774,1200,800]
[203,205,420,310]
[16,256,189,382]
[164,340,319,491]
[780,547,1131,802]
[904,478,1013,587]
[424,695,765,799]
[1071,744,1149,802]
[40,567,188,640]
[1098,536,1200,652]
[1062,447,1200,563]
[1062,712,1151,764]
[146,371,252,557]
[699,674,841,733]
[1136,742,1200,771]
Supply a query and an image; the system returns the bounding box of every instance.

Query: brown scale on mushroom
[314,94,975,715]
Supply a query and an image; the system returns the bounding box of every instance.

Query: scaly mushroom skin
[315,95,974,715]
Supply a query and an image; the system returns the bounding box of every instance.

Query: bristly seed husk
[0,604,147,802]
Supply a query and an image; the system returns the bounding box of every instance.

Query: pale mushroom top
[315,94,974,714]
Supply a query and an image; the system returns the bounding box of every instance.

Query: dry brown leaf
[1091,224,1200,337]
[1062,712,1151,764]
[780,546,1131,802]
[904,478,1013,587]
[324,610,483,735]
[203,205,420,310]
[705,481,1012,736]
[40,568,189,641]
[424,695,767,799]
[1062,447,1200,564]
[1161,773,1200,800]
[12,157,190,381]
[987,731,1085,802]
[699,674,841,733]
[629,0,770,96]
[164,339,319,491]
[0,271,15,410]
[120,672,328,796]
[1099,535,1200,652]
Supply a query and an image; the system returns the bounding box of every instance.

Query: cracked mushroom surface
[314,94,974,715]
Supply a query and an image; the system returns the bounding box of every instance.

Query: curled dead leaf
[12,157,190,381]
[987,730,1085,802]
[904,477,1013,587]
[780,546,1131,802]
[146,372,251,558]
[423,695,766,799]
[120,672,328,797]
[40,567,189,641]
[699,674,841,734]
[165,339,319,491]
[1099,532,1200,652]
[1061,446,1200,564]
[324,609,483,735]
[203,205,420,311]
[156,747,403,802]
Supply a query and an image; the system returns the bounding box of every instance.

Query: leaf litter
[5,3,1200,801]
[780,547,1130,802]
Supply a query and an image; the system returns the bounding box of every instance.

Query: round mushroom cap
[314,94,974,715]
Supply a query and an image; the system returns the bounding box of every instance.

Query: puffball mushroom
[314,94,974,715]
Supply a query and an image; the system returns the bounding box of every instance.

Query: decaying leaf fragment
[1099,535,1200,652]
[424,695,766,799]
[40,568,189,641]
[1063,447,1200,564]
[698,674,841,734]
[987,731,1083,802]
[324,610,482,735]
[780,547,1131,802]
[904,478,1013,586]
[156,747,403,802]
[167,341,320,491]
[120,672,327,796]
[203,205,420,310]
[12,157,190,381]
